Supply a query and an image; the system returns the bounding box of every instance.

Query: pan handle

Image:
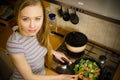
[51,31,64,38]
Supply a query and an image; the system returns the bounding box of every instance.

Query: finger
[64,57,72,64]
[61,57,72,64]
[68,75,78,80]
[59,58,65,63]
[74,75,79,80]
[62,56,71,62]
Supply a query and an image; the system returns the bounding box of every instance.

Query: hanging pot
[58,5,63,17]
[70,8,79,24]
[63,8,70,21]
[65,31,88,53]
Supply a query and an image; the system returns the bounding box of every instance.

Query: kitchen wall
[46,3,120,52]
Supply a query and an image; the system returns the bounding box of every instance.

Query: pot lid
[65,31,88,47]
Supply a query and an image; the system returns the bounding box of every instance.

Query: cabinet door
[43,0,50,8]
[0,58,13,80]
[0,24,13,49]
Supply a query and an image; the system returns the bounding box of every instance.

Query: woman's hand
[51,50,71,63]
[58,74,78,80]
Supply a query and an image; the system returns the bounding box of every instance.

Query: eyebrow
[21,16,42,18]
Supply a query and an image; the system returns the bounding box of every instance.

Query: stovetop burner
[51,41,120,80]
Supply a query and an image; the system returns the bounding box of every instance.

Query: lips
[28,29,37,33]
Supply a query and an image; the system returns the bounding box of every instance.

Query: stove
[50,32,120,80]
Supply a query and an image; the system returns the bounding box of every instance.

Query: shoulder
[6,31,24,50]
[7,31,21,42]
[6,32,25,54]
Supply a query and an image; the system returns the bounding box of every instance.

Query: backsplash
[46,3,120,52]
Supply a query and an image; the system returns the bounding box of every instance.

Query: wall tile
[113,24,120,50]
[103,22,118,47]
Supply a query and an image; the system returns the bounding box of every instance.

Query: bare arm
[9,53,77,80]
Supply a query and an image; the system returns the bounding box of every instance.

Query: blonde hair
[14,0,53,67]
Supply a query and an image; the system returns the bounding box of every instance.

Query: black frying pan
[58,5,63,17]
[63,8,70,21]
[56,57,102,80]
[73,58,102,80]
[70,9,79,24]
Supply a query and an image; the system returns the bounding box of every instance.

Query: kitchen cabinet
[0,58,13,80]
[42,0,50,8]
[0,23,13,49]
[0,4,16,27]
[46,0,120,25]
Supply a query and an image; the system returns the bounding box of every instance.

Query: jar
[48,13,57,32]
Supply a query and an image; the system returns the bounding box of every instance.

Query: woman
[6,0,78,80]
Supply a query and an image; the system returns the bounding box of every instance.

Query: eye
[22,17,29,21]
[35,17,41,21]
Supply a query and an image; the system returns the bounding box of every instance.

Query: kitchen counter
[49,27,69,50]
[45,68,57,75]
[45,27,67,75]
[48,27,120,80]
[0,24,13,49]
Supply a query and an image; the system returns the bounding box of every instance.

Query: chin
[27,33,36,36]
[29,34,36,36]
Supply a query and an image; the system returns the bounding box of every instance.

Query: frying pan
[70,8,79,24]
[58,5,63,17]
[63,8,70,21]
[73,58,102,80]
[56,57,102,80]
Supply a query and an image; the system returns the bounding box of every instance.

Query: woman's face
[19,3,44,36]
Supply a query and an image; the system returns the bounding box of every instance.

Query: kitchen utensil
[55,57,102,79]
[55,65,74,74]
[70,8,79,24]
[55,57,74,74]
[73,58,101,80]
[65,31,88,53]
[58,5,63,17]
[51,31,64,37]
[63,8,70,21]
[51,31,88,53]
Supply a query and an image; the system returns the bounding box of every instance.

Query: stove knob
[99,55,107,64]
[104,72,112,80]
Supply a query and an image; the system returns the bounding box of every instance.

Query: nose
[30,20,35,28]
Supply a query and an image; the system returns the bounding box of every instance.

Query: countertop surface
[45,68,57,75]
[45,27,67,75]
